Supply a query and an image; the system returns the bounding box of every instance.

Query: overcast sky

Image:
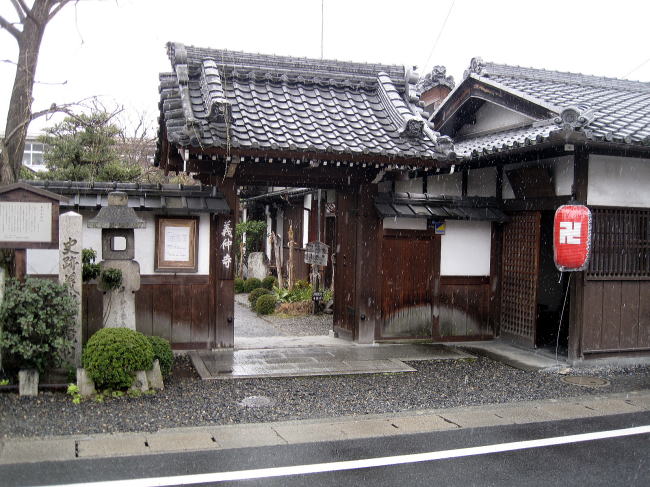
[1,0,649,135]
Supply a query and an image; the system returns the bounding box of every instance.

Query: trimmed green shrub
[147,336,174,378]
[234,278,246,294]
[248,287,272,307]
[0,278,77,374]
[261,276,277,290]
[255,294,277,315]
[243,277,262,293]
[82,328,154,390]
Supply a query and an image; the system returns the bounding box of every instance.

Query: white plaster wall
[457,102,533,137]
[265,205,272,259]
[395,177,423,194]
[383,217,427,230]
[588,155,650,207]
[440,220,492,276]
[467,167,497,197]
[27,211,211,275]
[302,194,311,247]
[553,156,574,196]
[276,209,284,248]
[427,172,462,196]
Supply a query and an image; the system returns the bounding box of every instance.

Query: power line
[623,57,650,79]
[422,0,455,72]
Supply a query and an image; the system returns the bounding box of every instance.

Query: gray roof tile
[157,43,454,164]
[455,59,650,155]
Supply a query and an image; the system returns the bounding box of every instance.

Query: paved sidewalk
[1,389,648,464]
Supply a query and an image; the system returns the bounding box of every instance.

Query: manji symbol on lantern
[553,204,592,272]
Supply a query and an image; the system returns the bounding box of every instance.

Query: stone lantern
[88,191,145,329]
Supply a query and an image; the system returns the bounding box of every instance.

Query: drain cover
[239,395,275,408]
[561,376,610,387]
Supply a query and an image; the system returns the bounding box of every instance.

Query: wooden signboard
[155,216,199,272]
[0,183,66,249]
[304,241,329,266]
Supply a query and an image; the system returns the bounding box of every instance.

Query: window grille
[587,208,650,279]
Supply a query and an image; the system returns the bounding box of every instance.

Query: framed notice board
[155,216,199,272]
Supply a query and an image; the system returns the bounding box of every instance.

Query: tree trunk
[1,1,51,185]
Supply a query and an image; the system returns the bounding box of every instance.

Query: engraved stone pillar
[58,212,83,366]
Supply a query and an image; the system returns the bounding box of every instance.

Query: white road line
[42,425,650,487]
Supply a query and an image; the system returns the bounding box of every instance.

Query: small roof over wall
[26,180,230,215]
[375,192,508,222]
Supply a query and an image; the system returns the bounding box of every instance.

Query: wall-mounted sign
[304,241,328,266]
[155,217,198,272]
[0,183,64,249]
[553,204,592,272]
[428,220,446,235]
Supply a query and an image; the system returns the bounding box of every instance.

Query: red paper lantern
[553,205,592,271]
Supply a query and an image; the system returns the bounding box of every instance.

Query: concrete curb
[1,389,649,465]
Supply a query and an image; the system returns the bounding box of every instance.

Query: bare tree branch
[49,0,72,23]
[0,15,22,40]
[3,96,100,147]
[10,0,27,23]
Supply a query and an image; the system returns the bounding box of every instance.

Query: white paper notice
[0,202,52,242]
[164,226,190,261]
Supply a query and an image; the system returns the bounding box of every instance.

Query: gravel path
[234,293,332,337]
[1,356,648,439]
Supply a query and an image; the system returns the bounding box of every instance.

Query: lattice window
[500,212,540,344]
[587,208,650,279]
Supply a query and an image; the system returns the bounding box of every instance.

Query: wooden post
[354,184,381,344]
[568,147,589,361]
[213,178,238,348]
[14,249,26,282]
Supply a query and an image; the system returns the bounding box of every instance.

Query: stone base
[146,360,164,390]
[18,369,39,397]
[76,368,96,397]
[129,370,149,392]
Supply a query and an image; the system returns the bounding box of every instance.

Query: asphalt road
[3,412,649,487]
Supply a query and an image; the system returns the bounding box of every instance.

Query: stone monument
[88,192,145,329]
[58,211,83,366]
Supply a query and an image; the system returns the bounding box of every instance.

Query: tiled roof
[375,192,508,222]
[27,180,230,214]
[451,58,650,157]
[157,43,455,163]
[453,122,557,158]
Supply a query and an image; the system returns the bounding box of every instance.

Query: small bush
[293,280,310,290]
[255,294,277,315]
[248,287,272,307]
[82,248,100,282]
[147,336,174,378]
[243,277,262,293]
[262,276,277,290]
[0,278,77,374]
[82,328,154,390]
[234,278,246,294]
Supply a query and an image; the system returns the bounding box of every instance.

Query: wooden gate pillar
[354,184,381,344]
[212,178,238,348]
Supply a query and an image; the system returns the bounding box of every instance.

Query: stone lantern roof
[87,192,145,229]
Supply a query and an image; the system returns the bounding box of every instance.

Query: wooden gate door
[333,191,357,339]
[379,231,438,339]
[500,212,540,347]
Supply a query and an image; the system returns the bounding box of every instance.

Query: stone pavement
[189,343,473,379]
[1,389,648,464]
